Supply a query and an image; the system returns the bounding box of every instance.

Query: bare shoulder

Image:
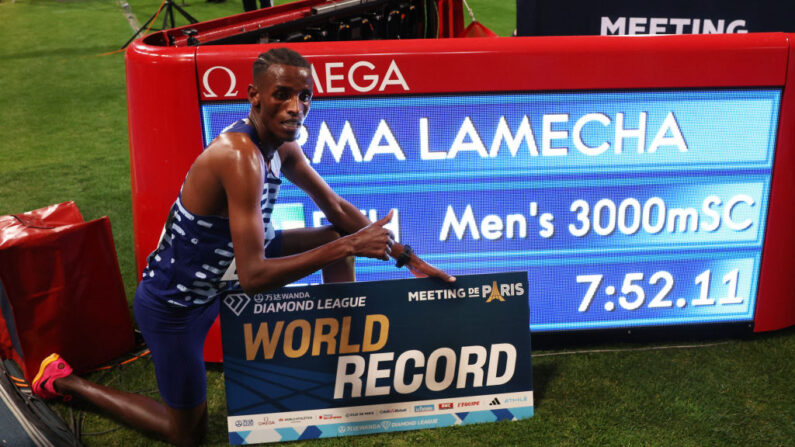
[277,141,308,168]
[277,141,304,158]
[182,132,265,215]
[206,132,259,160]
[200,132,264,175]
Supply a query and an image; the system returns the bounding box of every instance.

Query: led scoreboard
[126,21,795,338]
[201,89,777,332]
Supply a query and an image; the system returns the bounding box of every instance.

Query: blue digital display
[200,89,781,332]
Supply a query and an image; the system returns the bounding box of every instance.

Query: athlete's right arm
[218,140,394,295]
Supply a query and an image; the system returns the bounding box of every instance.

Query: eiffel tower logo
[485,281,505,303]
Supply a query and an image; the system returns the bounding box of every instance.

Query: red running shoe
[31,353,72,400]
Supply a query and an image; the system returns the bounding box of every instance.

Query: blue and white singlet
[139,119,281,307]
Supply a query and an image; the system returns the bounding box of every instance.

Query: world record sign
[219,272,533,444]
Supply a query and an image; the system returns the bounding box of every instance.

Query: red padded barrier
[0,202,135,380]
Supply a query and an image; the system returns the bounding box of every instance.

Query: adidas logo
[224,293,251,316]
[489,397,501,406]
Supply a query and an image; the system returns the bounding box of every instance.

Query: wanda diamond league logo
[223,293,251,316]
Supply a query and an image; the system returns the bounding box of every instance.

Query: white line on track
[118,0,142,32]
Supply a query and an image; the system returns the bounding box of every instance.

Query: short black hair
[252,48,311,80]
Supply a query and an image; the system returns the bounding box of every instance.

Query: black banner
[516,0,795,36]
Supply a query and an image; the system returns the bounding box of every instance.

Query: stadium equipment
[0,358,82,446]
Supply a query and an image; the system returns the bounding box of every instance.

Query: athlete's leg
[51,375,207,447]
[34,288,219,446]
[277,226,355,283]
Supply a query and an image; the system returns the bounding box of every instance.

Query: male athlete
[30,48,454,446]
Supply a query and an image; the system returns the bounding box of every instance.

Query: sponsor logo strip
[227,391,534,432]
[231,407,536,444]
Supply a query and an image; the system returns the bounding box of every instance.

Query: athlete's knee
[280,225,346,255]
[168,421,206,447]
[319,225,345,243]
[174,426,206,447]
[322,253,356,283]
[165,403,208,446]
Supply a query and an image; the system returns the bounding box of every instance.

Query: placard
[219,272,533,444]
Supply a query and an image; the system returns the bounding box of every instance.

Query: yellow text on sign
[243,314,390,360]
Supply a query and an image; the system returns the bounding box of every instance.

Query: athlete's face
[248,64,313,149]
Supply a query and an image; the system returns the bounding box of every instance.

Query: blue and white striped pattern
[140,120,282,306]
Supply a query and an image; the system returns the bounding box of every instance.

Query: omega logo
[311,59,409,94]
[200,60,409,98]
[202,65,238,98]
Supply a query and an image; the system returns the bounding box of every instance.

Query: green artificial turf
[0,1,792,446]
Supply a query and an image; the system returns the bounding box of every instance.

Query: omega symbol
[202,66,238,98]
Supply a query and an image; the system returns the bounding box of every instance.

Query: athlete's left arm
[279,143,456,282]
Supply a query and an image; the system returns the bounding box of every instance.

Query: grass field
[0,1,793,446]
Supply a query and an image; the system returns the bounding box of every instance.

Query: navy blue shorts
[133,231,282,409]
[133,287,218,409]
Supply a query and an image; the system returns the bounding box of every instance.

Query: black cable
[425,0,439,38]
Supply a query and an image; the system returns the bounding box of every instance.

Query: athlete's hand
[348,210,395,260]
[406,255,456,283]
